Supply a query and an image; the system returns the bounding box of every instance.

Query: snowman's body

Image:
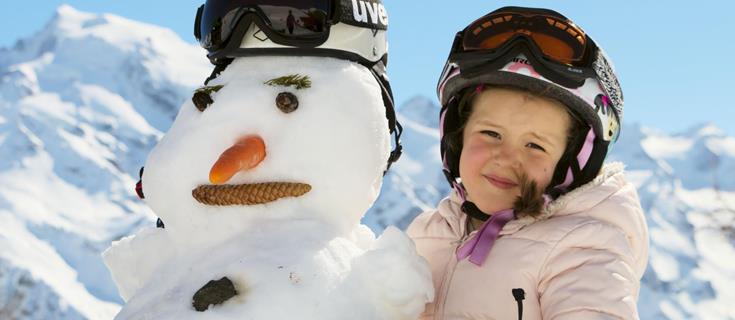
[104,56,433,320]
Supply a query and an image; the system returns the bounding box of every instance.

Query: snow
[0,5,208,319]
[2,4,735,320]
[648,250,679,282]
[0,210,121,319]
[678,188,735,213]
[641,135,693,159]
[624,169,654,188]
[694,123,725,137]
[706,137,735,157]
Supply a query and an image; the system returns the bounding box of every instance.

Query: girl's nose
[209,135,266,184]
[492,143,521,168]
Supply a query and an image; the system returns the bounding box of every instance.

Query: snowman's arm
[347,223,377,251]
[350,226,434,319]
[102,227,174,301]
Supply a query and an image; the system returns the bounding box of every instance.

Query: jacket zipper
[512,288,525,320]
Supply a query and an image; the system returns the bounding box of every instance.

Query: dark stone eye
[193,91,213,112]
[276,92,298,113]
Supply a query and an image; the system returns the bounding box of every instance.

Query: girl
[407,6,649,319]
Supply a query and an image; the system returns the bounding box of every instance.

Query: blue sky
[2,1,734,136]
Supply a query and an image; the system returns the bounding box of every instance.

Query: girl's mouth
[484,174,518,190]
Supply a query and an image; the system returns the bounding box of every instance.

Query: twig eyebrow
[264,74,312,90]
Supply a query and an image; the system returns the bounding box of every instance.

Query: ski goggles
[447,6,601,88]
[195,0,387,59]
[463,7,591,65]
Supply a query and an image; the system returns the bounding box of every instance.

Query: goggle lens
[197,0,332,51]
[258,4,329,36]
[462,12,587,65]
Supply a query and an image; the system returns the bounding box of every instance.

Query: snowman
[103,1,433,319]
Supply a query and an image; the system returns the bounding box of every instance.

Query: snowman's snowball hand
[102,227,174,301]
[351,226,434,319]
[348,224,377,251]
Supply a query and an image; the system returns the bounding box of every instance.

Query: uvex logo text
[351,0,388,27]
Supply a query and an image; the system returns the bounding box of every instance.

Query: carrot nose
[209,135,266,184]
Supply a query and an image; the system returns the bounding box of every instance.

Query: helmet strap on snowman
[370,59,403,173]
[203,58,233,85]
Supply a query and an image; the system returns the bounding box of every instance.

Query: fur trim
[513,172,545,218]
[510,162,626,228]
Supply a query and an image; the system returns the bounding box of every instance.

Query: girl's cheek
[463,136,491,157]
[460,146,485,172]
[464,140,485,155]
[525,158,556,187]
[460,137,492,177]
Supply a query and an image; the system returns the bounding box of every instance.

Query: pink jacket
[407,163,649,319]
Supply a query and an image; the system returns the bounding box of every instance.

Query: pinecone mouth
[192,182,311,206]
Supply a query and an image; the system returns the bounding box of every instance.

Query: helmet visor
[197,0,333,51]
[462,9,589,66]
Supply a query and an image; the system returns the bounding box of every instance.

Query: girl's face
[459,87,571,214]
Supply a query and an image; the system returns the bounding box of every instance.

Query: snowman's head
[143,56,390,244]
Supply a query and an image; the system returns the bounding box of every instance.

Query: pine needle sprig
[264,74,312,90]
[194,84,224,95]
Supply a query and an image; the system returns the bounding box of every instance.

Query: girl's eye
[526,142,546,152]
[481,130,501,139]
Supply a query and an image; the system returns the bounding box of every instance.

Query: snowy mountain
[0,5,210,319]
[1,5,734,320]
[609,123,735,320]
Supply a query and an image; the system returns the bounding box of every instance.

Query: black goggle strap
[453,40,592,89]
[204,58,234,85]
[194,5,203,41]
[371,63,402,174]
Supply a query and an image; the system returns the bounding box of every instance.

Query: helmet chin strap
[546,127,604,198]
[204,59,233,85]
[370,62,403,174]
[461,201,493,222]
